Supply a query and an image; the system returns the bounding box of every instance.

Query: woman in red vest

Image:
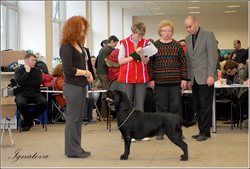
[118,22,157,142]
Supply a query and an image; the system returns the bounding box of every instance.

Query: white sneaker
[141,137,150,141]
[131,138,136,143]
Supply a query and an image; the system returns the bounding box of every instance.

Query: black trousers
[192,78,214,136]
[83,96,95,121]
[153,85,182,116]
[15,94,48,127]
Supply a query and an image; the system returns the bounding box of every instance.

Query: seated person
[83,83,96,124]
[220,52,231,76]
[89,56,102,103]
[15,53,48,131]
[52,64,66,106]
[105,49,120,81]
[223,60,244,85]
[218,60,245,123]
[52,64,95,124]
[238,62,249,122]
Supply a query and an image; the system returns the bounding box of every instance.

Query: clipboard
[130,42,158,62]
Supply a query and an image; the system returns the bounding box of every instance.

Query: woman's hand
[87,74,93,83]
[149,80,155,89]
[136,47,143,55]
[85,70,91,78]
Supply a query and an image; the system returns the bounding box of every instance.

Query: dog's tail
[181,119,196,127]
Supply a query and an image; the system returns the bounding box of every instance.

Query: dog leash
[90,91,135,130]
[117,108,136,129]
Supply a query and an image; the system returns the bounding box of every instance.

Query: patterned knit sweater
[148,39,188,86]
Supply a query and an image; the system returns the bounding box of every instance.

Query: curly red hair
[60,16,89,46]
[52,64,64,77]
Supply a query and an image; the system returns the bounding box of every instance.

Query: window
[1,1,18,50]
[51,1,65,60]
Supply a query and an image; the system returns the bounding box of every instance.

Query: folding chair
[107,77,119,132]
[51,77,67,123]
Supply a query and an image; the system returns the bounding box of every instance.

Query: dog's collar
[118,108,136,129]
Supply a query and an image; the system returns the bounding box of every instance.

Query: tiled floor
[1,120,249,168]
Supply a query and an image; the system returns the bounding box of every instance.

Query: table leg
[212,89,216,133]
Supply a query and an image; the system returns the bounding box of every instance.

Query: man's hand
[149,80,155,89]
[93,87,98,90]
[180,80,187,89]
[207,76,215,86]
[232,55,237,60]
[188,81,192,90]
[24,64,31,73]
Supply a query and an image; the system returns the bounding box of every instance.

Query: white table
[212,82,249,133]
[40,89,107,94]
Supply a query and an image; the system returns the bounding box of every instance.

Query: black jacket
[15,66,42,97]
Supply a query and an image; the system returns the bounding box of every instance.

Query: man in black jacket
[15,53,48,131]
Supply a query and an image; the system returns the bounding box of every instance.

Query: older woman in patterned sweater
[148,19,188,140]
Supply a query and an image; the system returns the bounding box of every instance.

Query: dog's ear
[106,90,114,99]
[113,90,123,103]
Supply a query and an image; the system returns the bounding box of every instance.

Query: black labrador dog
[106,90,196,161]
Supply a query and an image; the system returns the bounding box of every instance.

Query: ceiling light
[143,2,156,4]
[150,8,160,10]
[189,12,200,14]
[227,5,240,8]
[187,7,200,9]
[224,10,237,13]
[154,13,164,15]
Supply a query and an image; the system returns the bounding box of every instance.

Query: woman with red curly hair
[60,16,93,159]
[52,64,66,106]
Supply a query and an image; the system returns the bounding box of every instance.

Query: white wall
[123,11,133,39]
[133,13,248,49]
[18,1,46,61]
[110,3,122,43]
[66,1,86,19]
[91,1,108,57]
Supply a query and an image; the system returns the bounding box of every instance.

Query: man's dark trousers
[15,94,48,127]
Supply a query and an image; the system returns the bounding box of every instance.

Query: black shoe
[192,134,200,139]
[21,125,30,131]
[82,121,88,125]
[67,153,89,158]
[192,133,210,139]
[196,133,208,141]
[88,120,95,124]
[20,119,25,128]
[82,150,91,156]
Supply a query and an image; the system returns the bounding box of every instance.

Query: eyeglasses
[160,30,172,33]
[226,69,233,74]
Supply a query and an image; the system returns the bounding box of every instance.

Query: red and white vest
[118,35,150,83]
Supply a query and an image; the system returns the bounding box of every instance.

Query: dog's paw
[180,155,188,161]
[120,154,128,160]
